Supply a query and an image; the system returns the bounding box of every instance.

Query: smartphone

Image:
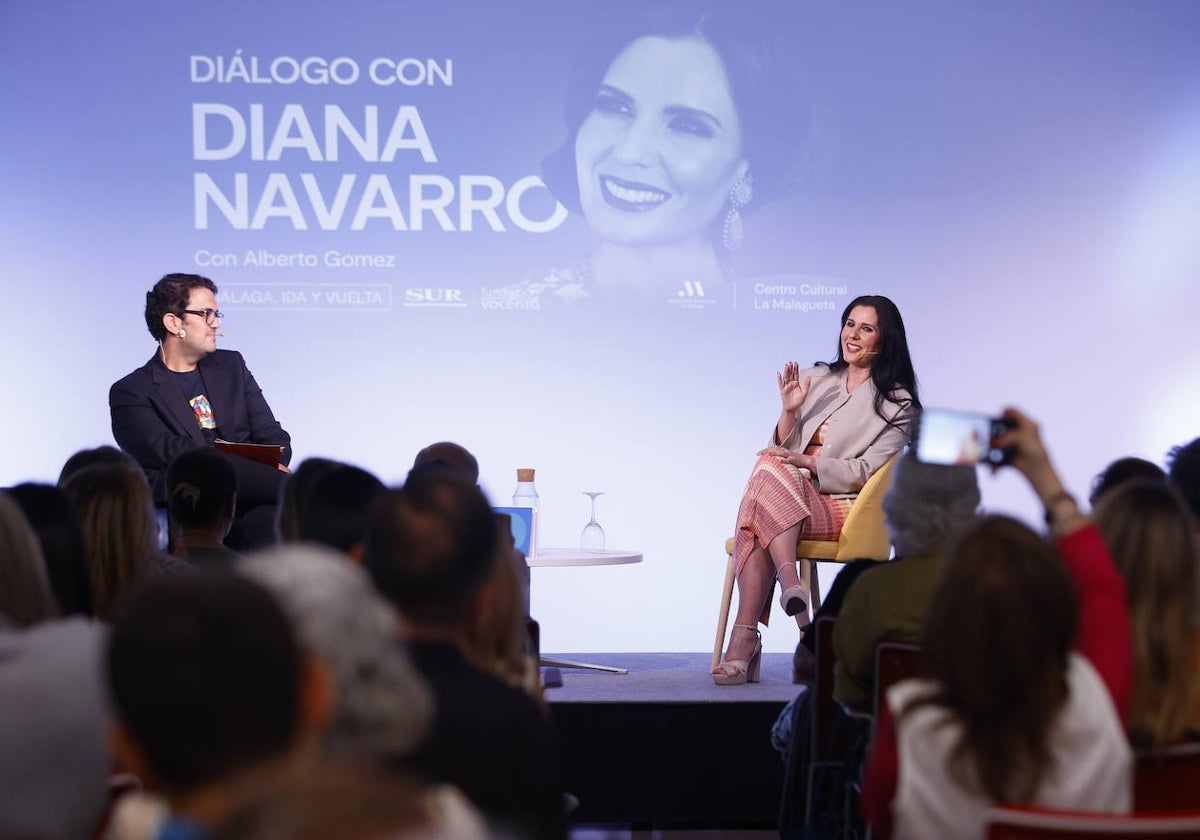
[913,407,1013,466]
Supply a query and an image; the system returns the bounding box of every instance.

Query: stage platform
[546,652,799,831]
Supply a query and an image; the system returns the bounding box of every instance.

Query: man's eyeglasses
[179,309,224,325]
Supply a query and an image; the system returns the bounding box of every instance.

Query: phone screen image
[914,409,995,466]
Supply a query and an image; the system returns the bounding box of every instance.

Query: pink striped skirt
[733,455,853,620]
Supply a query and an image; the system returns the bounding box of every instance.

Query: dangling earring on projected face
[722,171,753,252]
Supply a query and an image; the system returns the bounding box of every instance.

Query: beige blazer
[773,365,915,496]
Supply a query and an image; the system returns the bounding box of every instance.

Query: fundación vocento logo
[479,285,541,310]
[402,288,467,308]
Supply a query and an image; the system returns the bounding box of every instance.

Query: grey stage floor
[542,652,800,703]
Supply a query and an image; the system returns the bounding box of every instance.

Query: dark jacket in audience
[401,640,567,840]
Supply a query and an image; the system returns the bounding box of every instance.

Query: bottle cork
[517,468,535,482]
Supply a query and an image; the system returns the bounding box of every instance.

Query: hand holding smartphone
[913,408,1015,466]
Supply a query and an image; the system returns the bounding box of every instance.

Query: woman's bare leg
[720,542,773,665]
[793,559,813,628]
[766,522,813,625]
[767,522,803,589]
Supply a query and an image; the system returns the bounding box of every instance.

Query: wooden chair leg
[809,560,822,614]
[713,554,736,671]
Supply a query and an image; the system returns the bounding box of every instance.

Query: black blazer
[109,349,291,502]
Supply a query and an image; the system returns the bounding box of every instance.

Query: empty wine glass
[580,491,605,549]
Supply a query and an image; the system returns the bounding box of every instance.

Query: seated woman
[61,463,187,621]
[862,410,1135,840]
[714,294,920,685]
[1094,479,1200,748]
[6,483,93,617]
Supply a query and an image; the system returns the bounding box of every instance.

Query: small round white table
[527,547,642,674]
[526,547,642,568]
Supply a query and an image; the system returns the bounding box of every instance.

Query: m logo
[669,280,719,310]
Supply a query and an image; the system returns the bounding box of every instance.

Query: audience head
[1094,479,1200,747]
[61,463,158,621]
[6,483,92,617]
[412,441,480,483]
[239,544,433,761]
[144,273,218,342]
[296,465,386,559]
[213,764,439,840]
[58,444,139,488]
[882,453,979,557]
[365,466,498,631]
[276,457,343,543]
[1168,436,1200,521]
[1089,456,1166,507]
[106,571,322,799]
[463,521,534,691]
[0,491,59,627]
[918,515,1076,803]
[166,447,237,537]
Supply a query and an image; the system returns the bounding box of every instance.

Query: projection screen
[2,0,1198,653]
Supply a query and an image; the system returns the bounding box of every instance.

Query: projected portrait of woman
[532,5,807,307]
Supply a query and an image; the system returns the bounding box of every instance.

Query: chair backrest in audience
[811,616,842,759]
[985,805,1200,838]
[805,614,870,831]
[1134,740,1200,812]
[873,642,923,719]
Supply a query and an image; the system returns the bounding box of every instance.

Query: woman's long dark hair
[908,516,1076,803]
[820,294,921,424]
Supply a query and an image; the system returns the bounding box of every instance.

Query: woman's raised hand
[777,361,811,414]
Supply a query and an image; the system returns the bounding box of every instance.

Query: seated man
[109,273,291,550]
[296,464,385,562]
[364,465,566,840]
[832,453,980,708]
[412,441,531,616]
[106,571,330,837]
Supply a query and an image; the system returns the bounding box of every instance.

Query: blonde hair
[464,538,541,703]
[62,465,156,621]
[1095,480,1200,748]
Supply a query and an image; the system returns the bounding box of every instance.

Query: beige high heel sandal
[779,581,809,616]
[712,624,763,686]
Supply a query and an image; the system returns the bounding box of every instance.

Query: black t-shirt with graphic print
[171,368,218,445]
